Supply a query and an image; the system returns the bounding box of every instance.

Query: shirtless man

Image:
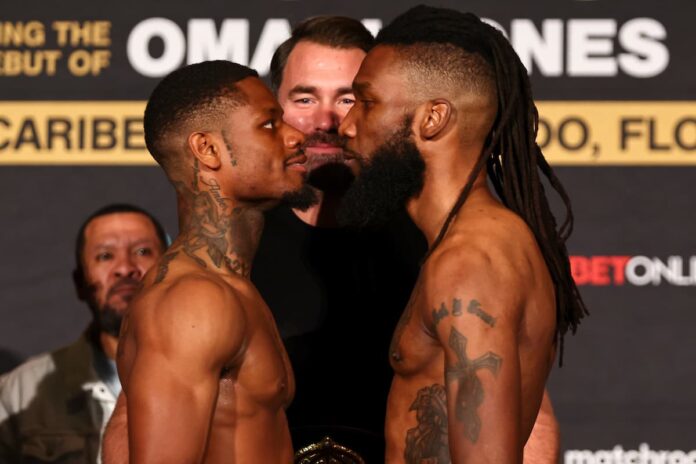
[337,6,587,463]
[102,60,316,463]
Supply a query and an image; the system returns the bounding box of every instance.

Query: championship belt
[294,436,365,464]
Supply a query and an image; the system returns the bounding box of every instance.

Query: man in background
[0,204,167,463]
[255,15,559,462]
[253,17,426,461]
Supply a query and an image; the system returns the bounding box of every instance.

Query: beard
[337,118,426,228]
[280,183,319,211]
[86,276,141,338]
[302,131,355,193]
[95,305,124,338]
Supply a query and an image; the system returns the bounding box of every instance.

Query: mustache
[300,131,346,151]
[106,277,142,299]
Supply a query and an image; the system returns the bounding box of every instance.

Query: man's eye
[263,120,275,129]
[135,247,153,257]
[339,98,356,105]
[294,98,313,105]
[96,252,112,262]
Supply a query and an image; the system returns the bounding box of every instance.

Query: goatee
[280,184,319,211]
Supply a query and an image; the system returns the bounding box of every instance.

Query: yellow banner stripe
[0,101,694,165]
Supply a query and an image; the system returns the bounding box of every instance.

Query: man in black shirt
[252,17,425,460]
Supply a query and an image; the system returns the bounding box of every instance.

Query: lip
[304,145,343,155]
[285,153,307,165]
[307,142,340,149]
[109,284,138,296]
[285,154,308,173]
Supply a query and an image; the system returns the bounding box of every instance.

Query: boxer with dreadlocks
[337,5,587,463]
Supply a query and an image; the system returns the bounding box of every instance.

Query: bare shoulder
[420,215,532,326]
[130,272,248,359]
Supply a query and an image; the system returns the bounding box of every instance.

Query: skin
[339,45,557,463]
[277,40,365,226]
[78,212,163,359]
[102,77,307,464]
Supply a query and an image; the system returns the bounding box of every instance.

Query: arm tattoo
[445,326,502,443]
[404,384,451,464]
[432,298,497,329]
[467,299,496,327]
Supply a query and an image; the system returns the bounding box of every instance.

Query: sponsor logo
[566,444,696,464]
[571,255,696,286]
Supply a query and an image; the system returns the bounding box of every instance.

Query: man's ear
[418,99,453,140]
[188,131,222,170]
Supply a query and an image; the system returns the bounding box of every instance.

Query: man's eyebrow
[259,106,282,117]
[352,81,371,94]
[288,85,317,95]
[334,87,355,96]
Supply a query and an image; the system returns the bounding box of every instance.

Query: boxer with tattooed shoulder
[337,6,587,463]
[102,61,316,464]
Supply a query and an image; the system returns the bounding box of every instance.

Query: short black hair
[144,60,258,170]
[74,203,168,282]
[377,5,588,363]
[270,16,374,92]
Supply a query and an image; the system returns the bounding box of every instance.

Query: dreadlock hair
[377,5,588,364]
[144,60,258,173]
[270,15,374,92]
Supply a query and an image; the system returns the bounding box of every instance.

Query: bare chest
[389,293,442,377]
[218,303,295,414]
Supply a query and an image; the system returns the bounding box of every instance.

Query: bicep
[125,285,246,464]
[127,346,220,464]
[102,394,129,464]
[523,389,559,464]
[433,298,522,463]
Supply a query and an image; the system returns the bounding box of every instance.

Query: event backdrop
[1,0,694,461]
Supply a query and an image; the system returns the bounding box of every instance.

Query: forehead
[228,77,280,120]
[281,41,366,90]
[83,212,158,248]
[235,77,277,109]
[353,46,406,95]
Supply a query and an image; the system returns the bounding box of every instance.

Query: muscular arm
[102,394,128,464]
[125,278,246,464]
[523,390,560,464]
[428,253,525,463]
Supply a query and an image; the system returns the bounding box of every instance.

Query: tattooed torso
[386,232,556,464]
[110,160,295,464]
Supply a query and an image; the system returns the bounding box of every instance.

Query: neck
[99,332,118,360]
[174,172,264,278]
[292,189,344,227]
[406,147,492,245]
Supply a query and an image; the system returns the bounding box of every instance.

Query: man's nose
[285,125,304,149]
[113,254,141,279]
[339,107,357,138]
[313,104,340,132]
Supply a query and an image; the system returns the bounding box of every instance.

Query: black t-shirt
[252,206,426,456]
